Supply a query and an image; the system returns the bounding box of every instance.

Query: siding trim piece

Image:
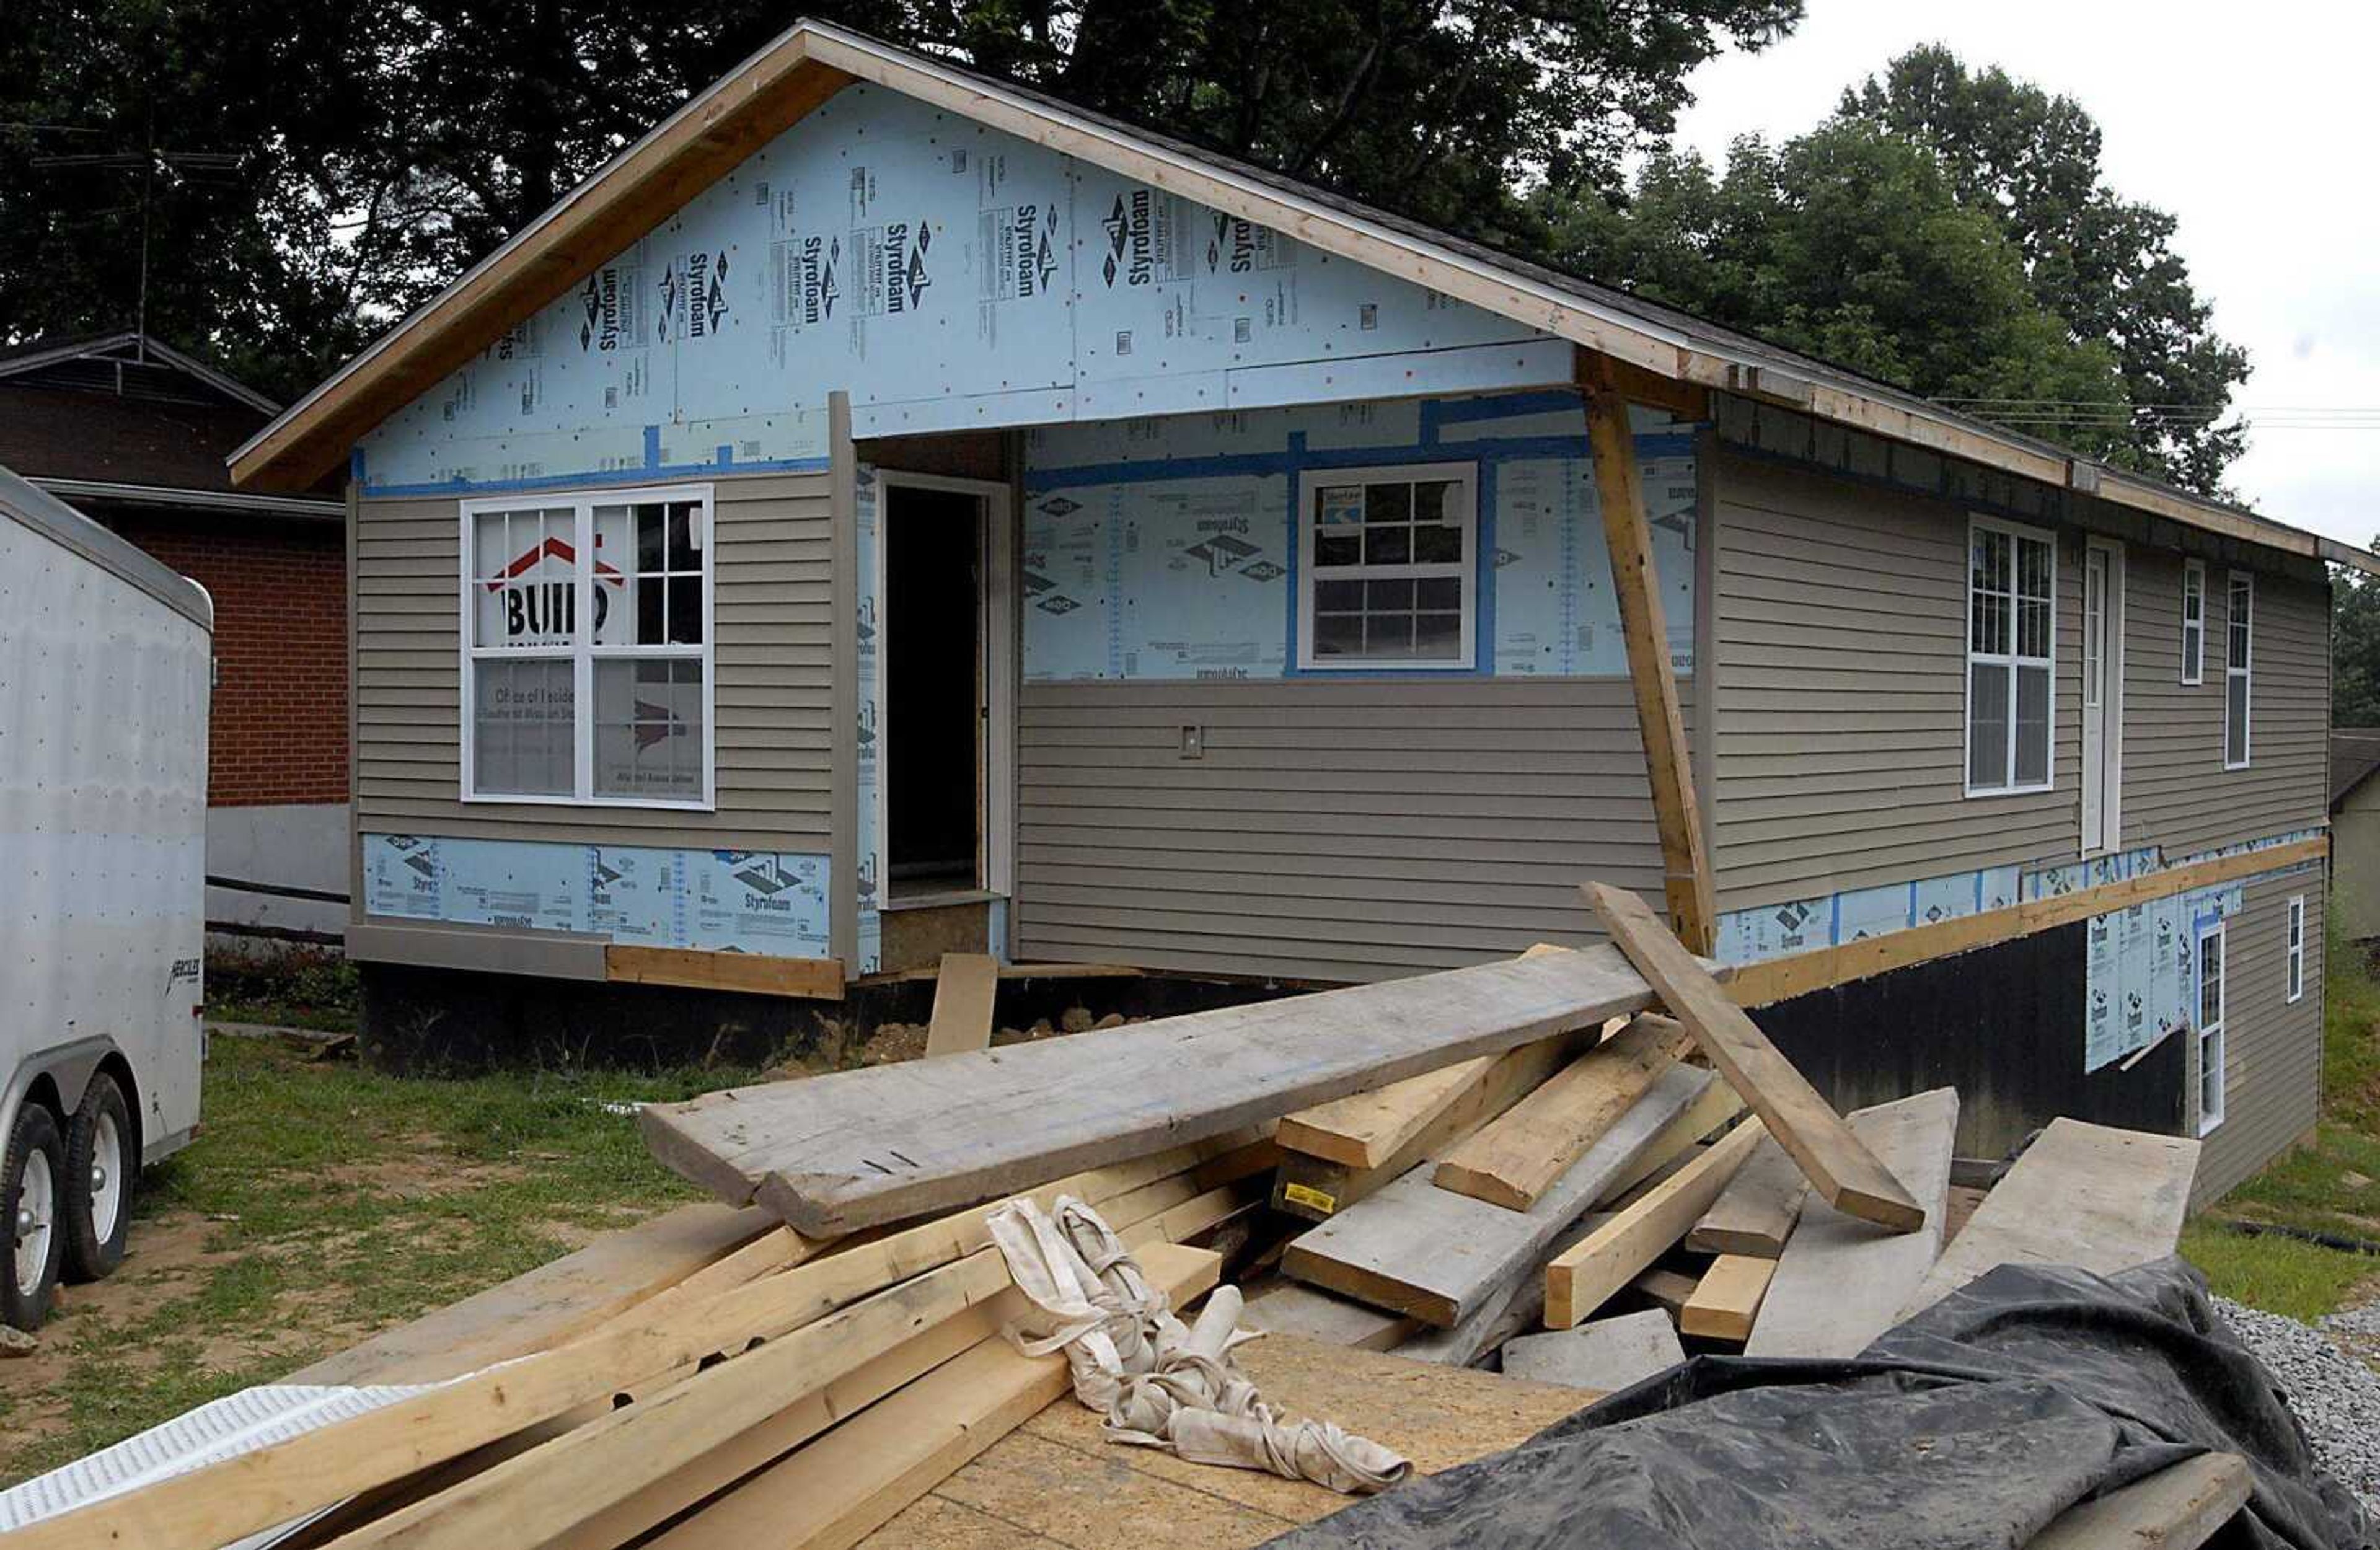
[347,918,609,980]
[829,392,859,969]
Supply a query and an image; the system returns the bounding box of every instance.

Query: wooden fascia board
[1726,834,2330,1006]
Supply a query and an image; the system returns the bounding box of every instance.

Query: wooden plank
[858,960,1144,986]
[1679,1255,1774,1342]
[1271,1024,1597,1221]
[1279,1060,1491,1170]
[1433,1014,1691,1210]
[1686,1132,1805,1258]
[645,1243,1223,1550]
[924,953,1000,1057]
[1584,353,1716,953]
[1897,1119,2199,1323]
[1726,837,2329,1007]
[1586,881,1926,1233]
[1543,1117,1766,1330]
[1501,1310,1680,1392]
[15,1135,1263,1550]
[1282,1065,1713,1327]
[1395,1081,1743,1368]
[283,1202,775,1387]
[606,943,845,1000]
[1744,1088,1959,1359]
[485,1200,1244,1550]
[1240,1279,1422,1352]
[643,943,1659,1234]
[2027,1452,2252,1550]
[1276,945,1603,1173]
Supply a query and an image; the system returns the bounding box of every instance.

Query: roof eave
[230,18,2378,577]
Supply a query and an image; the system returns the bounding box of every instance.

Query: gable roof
[1,332,280,414]
[226,20,2378,575]
[2335,728,2380,808]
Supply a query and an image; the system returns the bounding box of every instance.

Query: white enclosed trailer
[0,465,210,1330]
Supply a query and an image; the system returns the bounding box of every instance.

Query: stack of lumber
[0,1134,1274,1550]
[0,878,2217,1550]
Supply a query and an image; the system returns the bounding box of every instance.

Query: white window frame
[2180,558,2205,685]
[2196,919,2226,1137]
[2287,894,2307,1004]
[2224,569,2253,770]
[1963,515,2058,798]
[458,483,718,810]
[1295,462,1478,672]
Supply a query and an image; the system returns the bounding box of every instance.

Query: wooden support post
[1582,348,1715,953]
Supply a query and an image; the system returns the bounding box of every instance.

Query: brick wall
[104,510,348,806]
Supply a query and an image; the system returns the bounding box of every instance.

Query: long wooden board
[1685,1131,1805,1258]
[1543,1117,1766,1329]
[1726,837,2328,1007]
[1897,1119,2199,1322]
[1585,353,1716,953]
[923,953,1000,1057]
[2027,1452,2251,1550]
[1282,1065,1712,1326]
[1585,881,1925,1233]
[645,944,1659,1233]
[367,1206,1241,1550]
[1743,1088,1959,1358]
[606,943,845,1000]
[1433,1015,1690,1210]
[9,1133,1264,1550]
[646,1244,1223,1550]
[1241,1279,1422,1352]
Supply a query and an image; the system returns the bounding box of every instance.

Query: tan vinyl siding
[352,471,836,853]
[2193,873,2324,1201]
[1708,454,2080,911]
[1011,677,1677,982]
[2122,549,2329,856]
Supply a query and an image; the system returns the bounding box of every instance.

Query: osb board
[881,902,992,973]
[861,1333,1594,1548]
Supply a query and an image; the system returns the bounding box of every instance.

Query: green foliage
[0,0,1805,397]
[2334,557,2380,727]
[1540,45,2249,494]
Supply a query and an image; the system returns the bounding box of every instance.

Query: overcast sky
[1671,0,2378,547]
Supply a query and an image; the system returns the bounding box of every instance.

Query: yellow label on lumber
[1282,1182,1338,1215]
[1433,1014,1690,1210]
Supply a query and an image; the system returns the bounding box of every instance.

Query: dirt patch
[0,1213,240,1386]
[317,1135,531,1198]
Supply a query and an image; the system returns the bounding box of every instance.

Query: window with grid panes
[1298,465,1475,670]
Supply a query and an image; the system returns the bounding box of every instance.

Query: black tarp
[1269,1258,2374,1550]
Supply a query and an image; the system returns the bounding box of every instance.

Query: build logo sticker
[485,533,624,643]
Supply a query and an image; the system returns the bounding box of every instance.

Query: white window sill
[1962,782,2055,799]
[460,790,717,813]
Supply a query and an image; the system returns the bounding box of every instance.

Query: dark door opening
[884,484,983,898]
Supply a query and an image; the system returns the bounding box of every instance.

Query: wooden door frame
[873,470,1016,900]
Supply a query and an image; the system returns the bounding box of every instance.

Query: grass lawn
[2181,918,2380,1321]
[0,1031,761,1489]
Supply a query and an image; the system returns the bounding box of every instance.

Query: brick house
[0,333,348,941]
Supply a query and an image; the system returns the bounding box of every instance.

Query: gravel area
[2213,1294,2380,1513]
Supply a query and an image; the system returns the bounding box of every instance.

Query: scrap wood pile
[0,881,2260,1550]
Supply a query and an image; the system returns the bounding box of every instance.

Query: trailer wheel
[64,1075,133,1282]
[4,1104,64,1331]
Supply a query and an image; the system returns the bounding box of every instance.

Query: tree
[1840,47,2249,494]
[2336,555,2380,727]
[0,0,1805,397]
[1536,120,2133,447]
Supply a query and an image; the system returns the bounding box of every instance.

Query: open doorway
[883,481,990,900]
